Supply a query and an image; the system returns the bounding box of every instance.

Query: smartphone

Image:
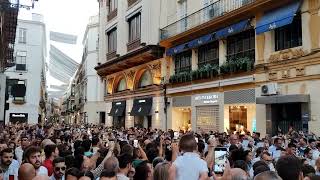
[210,135,215,140]
[213,147,228,174]
[173,132,179,140]
[133,140,139,148]
[9,175,14,180]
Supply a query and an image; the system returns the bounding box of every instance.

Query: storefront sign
[193,93,220,106]
[11,113,27,118]
[172,96,191,107]
[9,113,28,123]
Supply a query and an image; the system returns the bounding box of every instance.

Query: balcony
[161,0,255,41]
[160,0,292,47]
[128,0,138,7]
[107,9,117,21]
[169,57,254,85]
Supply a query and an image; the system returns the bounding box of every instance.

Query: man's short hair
[0,148,13,156]
[276,155,302,180]
[44,144,57,159]
[23,146,41,161]
[122,144,133,156]
[52,157,65,166]
[308,139,316,144]
[302,164,315,177]
[254,171,282,180]
[66,168,81,178]
[179,134,197,152]
[288,143,296,148]
[118,154,133,169]
[254,165,270,177]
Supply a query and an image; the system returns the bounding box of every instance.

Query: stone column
[192,49,198,71]
[255,13,265,64]
[308,0,320,51]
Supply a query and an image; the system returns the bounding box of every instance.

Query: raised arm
[91,141,115,178]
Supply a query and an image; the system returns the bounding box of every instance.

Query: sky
[18,0,98,89]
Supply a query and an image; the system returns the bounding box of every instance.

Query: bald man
[231,168,249,180]
[254,171,282,180]
[32,175,50,180]
[104,157,119,174]
[18,163,36,180]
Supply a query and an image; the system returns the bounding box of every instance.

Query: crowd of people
[0,123,320,180]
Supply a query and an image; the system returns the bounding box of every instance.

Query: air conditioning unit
[261,83,278,96]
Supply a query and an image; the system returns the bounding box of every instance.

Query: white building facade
[74,15,106,124]
[96,0,166,129]
[4,13,47,124]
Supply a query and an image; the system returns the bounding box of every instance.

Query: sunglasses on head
[55,167,66,171]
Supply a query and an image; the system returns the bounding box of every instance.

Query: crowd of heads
[0,123,319,180]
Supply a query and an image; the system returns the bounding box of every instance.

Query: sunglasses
[55,167,66,171]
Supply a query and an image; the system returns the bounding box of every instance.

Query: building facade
[96,0,165,129]
[4,13,47,124]
[159,0,320,136]
[72,15,106,124]
[0,0,19,124]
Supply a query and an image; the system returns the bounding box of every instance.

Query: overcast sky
[19,0,98,88]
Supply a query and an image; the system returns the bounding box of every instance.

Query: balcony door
[177,0,187,32]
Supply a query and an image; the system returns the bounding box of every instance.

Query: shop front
[224,89,256,134]
[10,113,28,123]
[192,93,221,132]
[171,96,192,132]
[256,94,310,136]
[130,97,153,128]
[109,101,126,128]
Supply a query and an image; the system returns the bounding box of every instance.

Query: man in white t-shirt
[23,146,48,176]
[169,134,208,180]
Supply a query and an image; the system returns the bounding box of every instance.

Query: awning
[166,19,250,56]
[109,101,126,116]
[166,33,215,56]
[256,1,301,35]
[256,94,310,104]
[166,43,189,56]
[215,19,251,39]
[188,33,216,49]
[130,97,153,116]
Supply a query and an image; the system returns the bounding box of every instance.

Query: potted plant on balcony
[191,69,200,81]
[210,64,219,78]
[179,72,190,83]
[220,61,230,74]
[169,74,177,84]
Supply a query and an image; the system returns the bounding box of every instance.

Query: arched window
[117,78,126,92]
[138,70,152,88]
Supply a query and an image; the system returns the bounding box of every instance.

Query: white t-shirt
[173,152,208,180]
[37,166,48,176]
[15,146,24,164]
[117,173,130,180]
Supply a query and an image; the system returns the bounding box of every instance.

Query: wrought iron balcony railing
[160,0,255,40]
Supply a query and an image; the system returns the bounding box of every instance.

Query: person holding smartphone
[168,134,208,180]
